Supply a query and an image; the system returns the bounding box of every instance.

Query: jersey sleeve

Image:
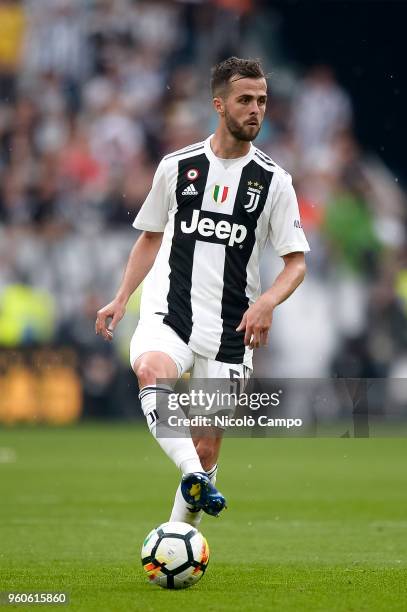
[268,172,310,256]
[132,159,170,232]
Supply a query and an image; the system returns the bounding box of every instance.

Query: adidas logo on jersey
[181,183,198,196]
[181,209,247,247]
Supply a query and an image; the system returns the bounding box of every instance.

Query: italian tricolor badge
[213,185,229,204]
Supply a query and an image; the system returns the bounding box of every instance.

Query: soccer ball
[141,521,210,589]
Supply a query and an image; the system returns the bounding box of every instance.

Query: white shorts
[130,316,253,380]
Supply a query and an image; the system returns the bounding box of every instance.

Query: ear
[213,96,225,116]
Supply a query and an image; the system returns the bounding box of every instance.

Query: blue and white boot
[181,472,227,517]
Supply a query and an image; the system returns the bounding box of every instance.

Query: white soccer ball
[141,521,210,589]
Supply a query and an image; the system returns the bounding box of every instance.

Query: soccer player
[95,57,309,525]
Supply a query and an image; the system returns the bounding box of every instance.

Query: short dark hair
[211,57,265,97]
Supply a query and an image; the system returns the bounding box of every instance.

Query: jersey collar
[204,134,255,171]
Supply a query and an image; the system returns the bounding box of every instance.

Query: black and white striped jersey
[133,135,310,364]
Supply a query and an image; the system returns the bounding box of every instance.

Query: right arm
[95,231,163,341]
[96,157,170,340]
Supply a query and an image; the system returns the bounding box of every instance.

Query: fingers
[249,326,261,349]
[243,323,252,347]
[95,308,113,341]
[237,308,272,349]
[109,310,123,332]
[237,314,256,348]
[105,313,119,341]
[95,310,105,336]
[96,303,125,341]
[236,314,246,333]
[246,325,270,349]
[237,313,251,345]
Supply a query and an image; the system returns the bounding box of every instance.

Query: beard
[224,109,261,142]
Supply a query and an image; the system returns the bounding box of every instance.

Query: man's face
[218,77,268,142]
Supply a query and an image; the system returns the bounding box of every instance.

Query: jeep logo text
[180,209,247,247]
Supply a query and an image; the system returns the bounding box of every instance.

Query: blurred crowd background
[0,0,405,424]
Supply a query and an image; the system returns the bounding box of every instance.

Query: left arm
[236,251,306,349]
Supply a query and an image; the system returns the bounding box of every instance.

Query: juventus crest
[244,180,264,212]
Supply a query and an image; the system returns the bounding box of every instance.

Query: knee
[133,352,178,388]
[196,441,217,472]
[134,362,160,388]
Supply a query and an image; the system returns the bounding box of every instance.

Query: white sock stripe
[139,385,157,396]
[139,388,155,398]
[206,464,217,477]
[139,385,172,400]
[140,385,172,394]
[139,390,159,401]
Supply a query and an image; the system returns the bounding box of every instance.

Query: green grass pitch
[1,425,406,611]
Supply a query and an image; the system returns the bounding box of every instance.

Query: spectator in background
[292,65,352,152]
[23,0,88,86]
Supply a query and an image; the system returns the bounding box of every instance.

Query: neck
[210,125,251,159]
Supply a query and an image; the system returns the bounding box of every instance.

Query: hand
[236,295,274,349]
[95,299,126,341]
